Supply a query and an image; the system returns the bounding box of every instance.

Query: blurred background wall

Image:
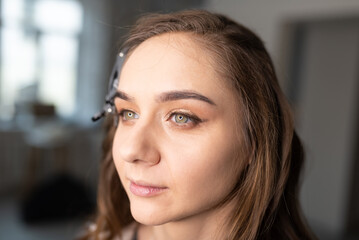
[0,0,358,239]
[206,1,359,239]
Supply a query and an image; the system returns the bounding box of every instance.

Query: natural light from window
[0,0,83,119]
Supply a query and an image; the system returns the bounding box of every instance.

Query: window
[0,0,83,119]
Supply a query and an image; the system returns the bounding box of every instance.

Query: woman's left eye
[173,113,190,123]
[169,112,201,126]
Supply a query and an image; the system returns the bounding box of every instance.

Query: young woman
[83,9,316,240]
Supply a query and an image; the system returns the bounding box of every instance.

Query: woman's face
[112,33,243,225]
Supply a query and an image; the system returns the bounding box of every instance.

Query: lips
[129,180,168,197]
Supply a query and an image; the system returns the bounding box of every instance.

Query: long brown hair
[81,9,316,240]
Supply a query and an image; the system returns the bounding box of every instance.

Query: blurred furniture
[22,103,72,193]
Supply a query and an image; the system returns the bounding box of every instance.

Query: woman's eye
[170,112,202,126]
[174,114,189,123]
[120,110,139,121]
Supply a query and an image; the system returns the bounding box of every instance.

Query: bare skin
[112,33,243,240]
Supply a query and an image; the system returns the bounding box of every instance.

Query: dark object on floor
[21,173,95,224]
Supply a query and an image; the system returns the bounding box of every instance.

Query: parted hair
[80,9,316,240]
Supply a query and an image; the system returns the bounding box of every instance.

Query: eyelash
[116,109,202,127]
[168,110,202,127]
[117,109,138,121]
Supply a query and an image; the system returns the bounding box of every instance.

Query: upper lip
[129,178,167,188]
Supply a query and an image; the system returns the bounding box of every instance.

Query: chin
[129,200,204,226]
[130,203,170,226]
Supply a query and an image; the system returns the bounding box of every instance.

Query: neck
[138,200,235,240]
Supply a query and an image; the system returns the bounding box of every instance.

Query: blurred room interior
[0,0,358,239]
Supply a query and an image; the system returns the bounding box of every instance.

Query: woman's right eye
[119,110,139,121]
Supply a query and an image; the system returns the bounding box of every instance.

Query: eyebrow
[114,91,134,101]
[158,90,216,105]
[114,90,216,106]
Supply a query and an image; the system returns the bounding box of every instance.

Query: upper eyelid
[118,109,196,119]
[118,109,138,116]
[114,100,140,117]
[116,107,202,123]
[167,109,198,118]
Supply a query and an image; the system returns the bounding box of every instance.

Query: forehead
[119,33,232,99]
[126,32,210,69]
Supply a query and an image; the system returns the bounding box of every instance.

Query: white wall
[205,0,359,66]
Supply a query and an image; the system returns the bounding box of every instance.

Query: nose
[114,120,161,166]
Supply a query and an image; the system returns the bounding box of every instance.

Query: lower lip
[130,182,167,197]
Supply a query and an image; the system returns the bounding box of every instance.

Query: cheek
[166,129,241,203]
[112,131,119,164]
[112,129,125,179]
